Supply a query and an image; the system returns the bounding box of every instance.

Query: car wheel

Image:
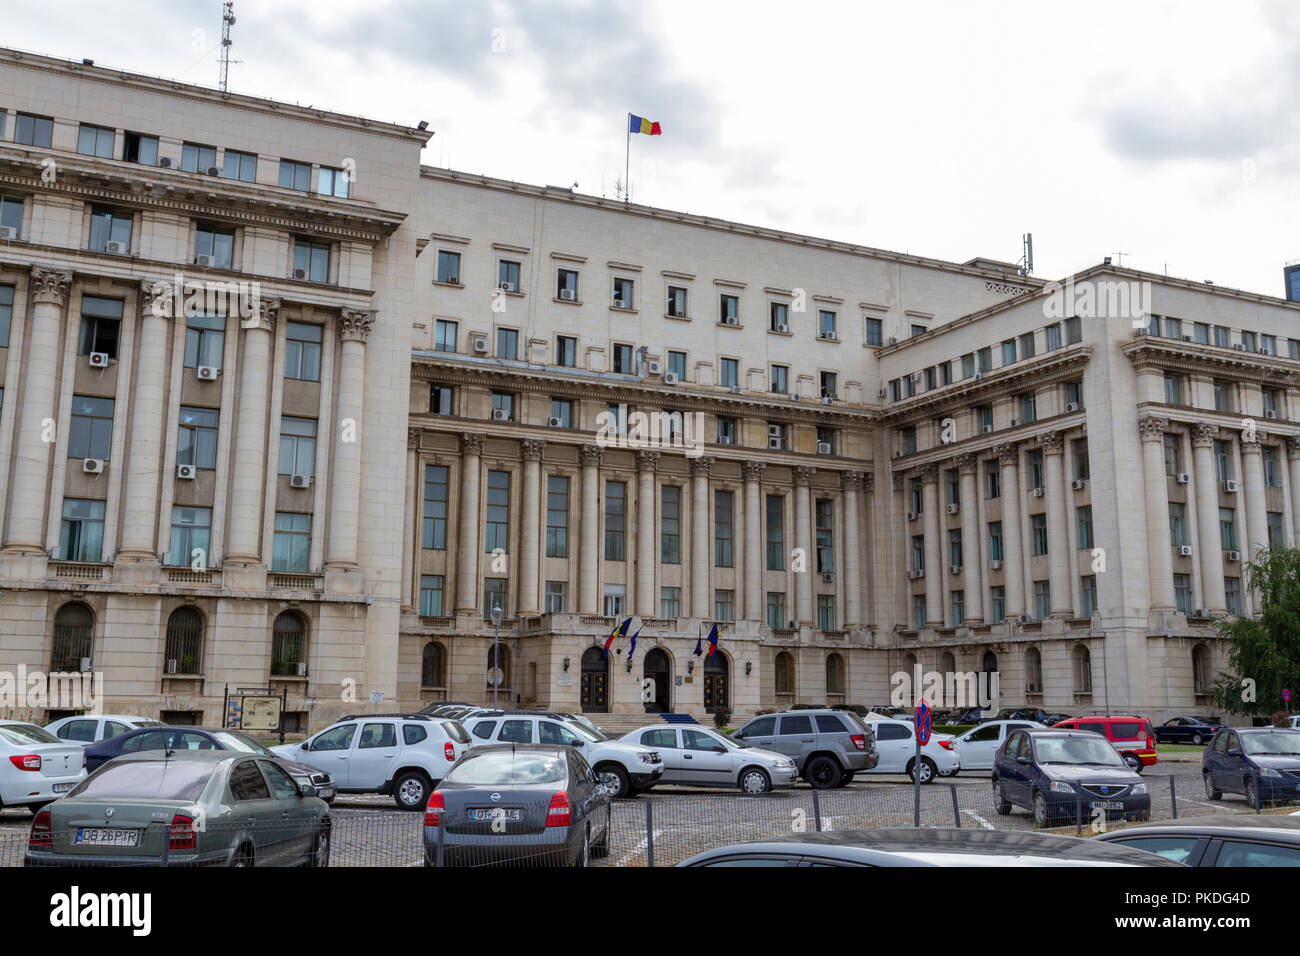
[739,767,772,795]
[1203,773,1221,801]
[836,768,855,788]
[230,845,254,868]
[392,771,431,811]
[993,779,1011,815]
[597,765,630,800]
[591,808,611,859]
[1191,734,1203,746]
[908,757,937,785]
[572,826,590,867]
[805,756,840,790]
[1123,753,1143,773]
[1032,790,1051,828]
[307,821,331,868]
[1244,776,1259,809]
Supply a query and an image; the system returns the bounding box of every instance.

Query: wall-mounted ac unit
[774,322,788,333]
[88,352,110,368]
[1031,487,1044,497]
[982,424,994,434]
[821,396,834,406]
[1223,480,1240,493]
[206,166,220,176]
[949,565,961,575]
[445,276,461,285]
[82,458,105,474]
[722,315,739,326]
[491,409,510,422]
[499,281,515,293]
[789,394,800,401]
[1181,335,1192,342]
[293,268,308,280]
[1026,681,1041,693]
[1191,608,1210,619]
[195,254,214,268]
[946,503,959,514]
[290,474,312,489]
[972,372,982,381]
[177,464,197,480]
[296,662,308,676]
[894,449,905,457]
[1064,402,1080,413]
[989,559,1002,571]
[1225,550,1241,562]
[887,336,899,345]
[878,388,887,398]
[0,226,17,240]
[672,309,687,318]
[471,336,490,354]
[1264,409,1277,419]
[197,365,220,380]
[542,417,561,429]
[104,240,127,255]
[906,569,923,580]
[732,385,744,395]
[79,657,92,673]
[612,296,630,309]
[821,572,835,583]
[767,437,783,450]
[1016,613,1033,624]
[1178,545,1193,556]
[1070,479,1086,490]
[718,435,734,445]
[663,372,679,385]
[559,288,577,301]
[817,442,832,455]
[646,359,663,375]
[907,511,918,521]
[1176,472,1190,485]
[1232,343,1245,351]
[1009,418,1019,427]
[818,330,834,339]
[166,658,178,674]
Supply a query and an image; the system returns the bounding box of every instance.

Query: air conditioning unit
[1009,418,1020,427]
[166,658,178,674]
[445,276,460,286]
[663,372,679,385]
[104,240,127,255]
[612,295,629,309]
[789,394,800,401]
[195,254,215,268]
[982,424,994,434]
[989,559,1002,571]
[943,502,957,515]
[1031,487,1044,497]
[672,308,686,318]
[1258,347,1272,355]
[773,322,788,333]
[1232,343,1245,351]
[1176,473,1190,484]
[82,458,105,475]
[1071,479,1086,490]
[722,315,739,326]
[877,388,887,398]
[471,336,490,354]
[206,166,219,176]
[79,657,92,673]
[1191,608,1210,619]
[296,662,308,676]
[177,463,197,480]
[887,336,899,345]
[949,565,961,575]
[972,372,982,382]
[293,268,308,280]
[491,409,510,422]
[159,156,173,169]
[499,281,515,293]
[544,418,564,429]
[556,287,575,300]
[894,449,905,458]
[732,385,744,395]
[197,365,220,380]
[0,226,16,240]
[821,572,835,583]
[907,511,918,521]
[821,396,834,406]
[719,435,734,445]
[1178,545,1193,556]
[1264,409,1277,419]
[88,352,110,368]
[646,359,663,375]
[1223,480,1240,493]
[818,330,834,340]
[1181,335,1192,342]
[1225,550,1241,562]
[1026,681,1041,693]
[906,569,923,580]
[290,474,312,489]
[1016,613,1033,624]
[1064,402,1080,413]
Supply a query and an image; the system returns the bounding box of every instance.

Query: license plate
[470,808,521,821]
[75,827,141,847]
[52,783,75,793]
[1090,801,1125,810]
[317,789,334,799]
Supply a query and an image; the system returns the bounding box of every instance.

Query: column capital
[690,455,715,477]
[953,453,977,475]
[918,462,939,483]
[994,442,1020,466]
[1286,436,1300,459]
[1191,422,1219,447]
[244,295,282,333]
[863,472,874,494]
[793,465,815,486]
[1037,430,1065,455]
[1137,415,1170,442]
[407,427,422,449]
[841,469,864,490]
[521,438,547,462]
[339,308,377,343]
[891,471,905,493]
[637,449,661,471]
[580,443,604,467]
[139,278,175,319]
[30,268,72,306]
[742,460,765,481]
[1240,432,1263,452]
[460,432,486,456]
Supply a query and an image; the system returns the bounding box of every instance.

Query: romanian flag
[604,617,632,659]
[706,624,720,659]
[629,114,662,136]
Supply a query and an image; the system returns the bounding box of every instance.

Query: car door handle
[801,738,814,743]
[683,754,693,760]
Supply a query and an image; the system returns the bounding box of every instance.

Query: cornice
[1122,336,1300,387]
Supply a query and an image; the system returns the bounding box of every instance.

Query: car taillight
[9,754,40,771]
[546,792,571,828]
[29,810,51,848]
[169,813,197,851]
[938,739,954,751]
[850,734,866,752]
[81,751,87,768]
[425,791,444,827]
[1147,735,1155,750]
[444,742,456,761]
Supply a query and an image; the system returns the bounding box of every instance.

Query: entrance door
[643,649,670,713]
[703,652,729,714]
[580,646,608,713]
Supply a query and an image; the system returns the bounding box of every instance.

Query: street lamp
[490,604,503,710]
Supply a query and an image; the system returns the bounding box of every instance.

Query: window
[767,592,786,629]
[490,259,522,292]
[1065,316,1082,345]
[1213,325,1230,348]
[285,322,323,380]
[1073,438,1090,480]
[1034,580,1051,620]
[59,499,105,562]
[715,590,735,622]
[768,301,789,332]
[668,285,688,317]
[770,364,788,394]
[51,604,93,672]
[912,535,925,572]
[719,294,739,322]
[496,327,518,360]
[1077,505,1093,550]
[613,277,634,308]
[606,403,628,435]
[990,586,1006,622]
[435,319,458,353]
[609,342,632,374]
[1001,339,1017,365]
[549,397,571,428]
[437,250,461,284]
[910,479,923,515]
[317,165,350,198]
[1172,573,1191,614]
[1193,322,1210,344]
[555,335,576,367]
[484,579,507,618]
[606,481,626,560]
[949,528,963,567]
[222,149,257,182]
[180,142,217,174]
[278,417,317,476]
[15,113,53,148]
[1027,449,1044,490]
[68,396,114,460]
[865,317,882,346]
[491,391,514,421]
[945,469,960,507]
[0,196,21,241]
[0,284,12,347]
[278,159,311,191]
[1065,381,1083,407]
[988,521,1003,562]
[546,475,569,557]
[1081,577,1097,618]
[168,507,211,567]
[78,296,123,358]
[1292,339,1300,360]
[1267,510,1284,548]
[1169,502,1187,546]
[986,460,1001,499]
[719,357,738,388]
[429,384,453,415]
[816,499,834,573]
[1213,379,1231,412]
[975,405,993,433]
[914,595,927,630]
[1019,393,1037,423]
[1261,388,1279,417]
[422,465,448,549]
[666,350,686,381]
[419,576,444,617]
[270,611,306,676]
[715,490,734,567]
[485,471,510,553]
[1262,446,1280,487]
[817,426,836,455]
[89,207,132,253]
[902,428,917,455]
[817,595,835,631]
[818,310,836,338]
[544,581,566,614]
[1031,514,1048,556]
[978,346,994,372]
[1214,440,1232,482]
[420,640,446,687]
[1262,333,1277,355]
[951,590,965,625]
[820,371,838,399]
[1045,323,1062,351]
[660,587,680,618]
[1165,317,1182,340]
[1224,577,1241,615]
[1164,433,1183,476]
[1219,508,1236,550]
[1241,331,1257,352]
[890,380,901,402]
[177,407,219,469]
[661,487,680,563]
[292,238,330,283]
[77,124,115,158]
[602,587,625,618]
[557,268,579,299]
[1164,373,1182,405]
[271,513,311,572]
[193,223,234,269]
[911,323,927,337]
[1019,331,1035,358]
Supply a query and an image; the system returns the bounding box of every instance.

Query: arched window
[1192,643,1211,695]
[421,642,446,688]
[52,603,93,672]
[164,606,204,675]
[939,651,956,674]
[1072,645,1093,693]
[902,652,918,672]
[1025,646,1043,691]
[271,611,307,676]
[775,651,795,694]
[981,651,998,674]
[826,653,845,695]
[487,643,511,691]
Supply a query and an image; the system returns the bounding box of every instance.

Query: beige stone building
[1,50,1297,732]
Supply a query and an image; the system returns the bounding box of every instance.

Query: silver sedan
[620,724,798,794]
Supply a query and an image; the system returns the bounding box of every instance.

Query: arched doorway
[643,648,670,713]
[580,646,608,713]
[703,652,730,714]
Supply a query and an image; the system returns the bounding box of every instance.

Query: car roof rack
[337,713,434,722]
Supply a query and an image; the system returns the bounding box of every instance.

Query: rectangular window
[1165,317,1182,340]
[768,303,788,332]
[714,490,734,566]
[59,499,105,562]
[1267,511,1284,548]
[912,535,925,572]
[661,486,680,564]
[613,277,634,309]
[222,149,257,182]
[68,396,114,461]
[818,310,837,338]
[419,576,445,617]
[668,285,688,317]
[989,521,1004,562]
[961,353,976,378]
[766,495,784,570]
[1224,577,1241,615]
[667,350,686,380]
[1081,576,1097,617]
[292,238,330,283]
[168,506,211,567]
[1031,513,1048,556]
[1045,323,1062,351]
[715,590,735,623]
[949,528,963,568]
[277,417,317,476]
[1020,393,1037,423]
[914,595,927,631]
[284,322,323,381]
[15,113,53,148]
[605,481,626,560]
[1019,331,1036,359]
[1219,508,1236,550]
[271,513,311,572]
[611,342,633,374]
[1164,433,1183,476]
[0,196,22,240]
[0,284,12,347]
[177,407,219,469]
[434,319,458,353]
[816,499,833,573]
[767,592,786,629]
[549,397,572,428]
[1065,316,1082,345]
[278,159,311,191]
[88,207,132,253]
[865,317,883,346]
[945,468,960,507]
[1028,449,1044,490]
[1262,446,1280,487]
[180,142,217,174]
[1291,339,1300,360]
[556,335,576,367]
[1169,502,1187,546]
[951,590,965,626]
[193,223,234,269]
[1077,505,1093,550]
[437,250,461,284]
[910,479,923,516]
[497,327,518,360]
[1241,331,1257,352]
[1193,322,1210,344]
[1213,325,1230,348]
[485,579,508,618]
[491,392,514,421]
[546,475,569,557]
[77,124,115,158]
[719,294,739,322]
[1164,373,1182,405]
[820,371,838,399]
[317,166,350,198]
[1034,580,1051,620]
[603,587,625,618]
[1073,438,1090,480]
[544,581,566,614]
[990,586,1006,623]
[1261,388,1278,416]
[719,357,739,388]
[485,471,510,553]
[1002,339,1017,365]
[497,259,522,291]
[660,587,681,618]
[1173,574,1191,614]
[903,427,917,455]
[1214,440,1232,482]
[422,465,448,549]
[429,384,453,415]
[978,346,993,372]
[1262,333,1278,355]
[557,269,579,299]
[986,460,1001,499]
[817,594,835,631]
[770,364,789,394]
[817,426,836,455]
[1213,379,1231,412]
[1065,381,1083,407]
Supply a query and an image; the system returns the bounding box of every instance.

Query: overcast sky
[11,1,1300,296]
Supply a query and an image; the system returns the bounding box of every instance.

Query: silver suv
[733,709,878,789]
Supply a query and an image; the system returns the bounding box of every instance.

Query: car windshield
[1034,736,1124,766]
[0,724,60,745]
[444,752,566,785]
[567,716,606,739]
[70,760,215,801]
[441,721,471,743]
[1242,732,1300,755]
[211,731,275,755]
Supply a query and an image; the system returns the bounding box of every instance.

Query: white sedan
[44,714,164,745]
[0,721,85,812]
[859,719,959,783]
[620,724,798,794]
[949,719,1047,773]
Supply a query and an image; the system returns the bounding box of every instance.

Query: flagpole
[624,113,631,203]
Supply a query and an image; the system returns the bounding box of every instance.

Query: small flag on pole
[627,624,642,660]
[629,114,662,136]
[706,623,720,659]
[693,624,703,657]
[604,617,631,659]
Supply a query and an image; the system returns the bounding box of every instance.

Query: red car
[1049,715,1157,772]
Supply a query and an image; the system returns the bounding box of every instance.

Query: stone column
[325,309,374,569]
[920,464,943,626]
[996,443,1025,618]
[4,269,71,552]
[1288,438,1300,545]
[1191,424,1226,614]
[1040,431,1073,617]
[1240,434,1270,561]
[402,427,419,608]
[455,432,484,612]
[842,470,863,627]
[1138,416,1175,611]
[690,456,713,618]
[225,296,281,563]
[635,450,659,617]
[956,454,983,624]
[794,465,815,626]
[742,461,765,623]
[893,472,910,627]
[579,443,602,614]
[518,439,546,615]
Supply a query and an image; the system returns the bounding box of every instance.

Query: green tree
[1211,547,1300,717]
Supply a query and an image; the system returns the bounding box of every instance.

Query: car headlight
[640,753,657,765]
[1260,768,1282,778]
[1131,783,1148,795]
[1048,781,1075,793]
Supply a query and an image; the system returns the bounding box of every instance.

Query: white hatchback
[0,721,86,811]
[859,719,959,782]
[950,719,1047,772]
[45,714,164,745]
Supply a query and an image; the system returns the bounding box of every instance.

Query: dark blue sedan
[1154,716,1220,746]
[992,729,1150,828]
[1202,728,1300,806]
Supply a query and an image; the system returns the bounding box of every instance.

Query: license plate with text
[470,808,521,821]
[75,827,141,847]
[1090,801,1125,810]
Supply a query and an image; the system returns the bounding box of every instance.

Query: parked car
[556,713,604,737]
[424,744,611,867]
[419,702,474,716]
[859,718,957,783]
[992,729,1150,828]
[863,705,907,719]
[45,714,164,745]
[677,827,1183,867]
[1153,716,1221,746]
[1043,713,1074,727]
[830,704,871,718]
[1274,716,1300,729]
[273,714,469,809]
[995,707,1049,723]
[1094,815,1300,866]
[1050,715,1157,772]
[620,724,798,793]
[24,751,330,867]
[0,721,85,813]
[947,707,988,725]
[732,709,878,788]
[950,719,1047,772]
[1202,727,1300,806]
[462,711,662,799]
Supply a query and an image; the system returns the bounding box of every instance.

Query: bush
[712,708,731,730]
[1272,710,1292,728]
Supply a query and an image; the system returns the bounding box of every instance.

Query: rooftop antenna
[1109,251,1129,268]
[219,2,241,94]
[1017,233,1034,276]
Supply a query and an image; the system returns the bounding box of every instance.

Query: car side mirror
[300,739,311,752]
[1227,748,1241,757]
[713,745,726,753]
[1016,755,1031,764]
[299,782,317,797]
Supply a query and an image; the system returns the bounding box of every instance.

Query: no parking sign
[916,699,932,746]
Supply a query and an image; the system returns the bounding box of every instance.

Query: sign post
[914,698,932,827]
